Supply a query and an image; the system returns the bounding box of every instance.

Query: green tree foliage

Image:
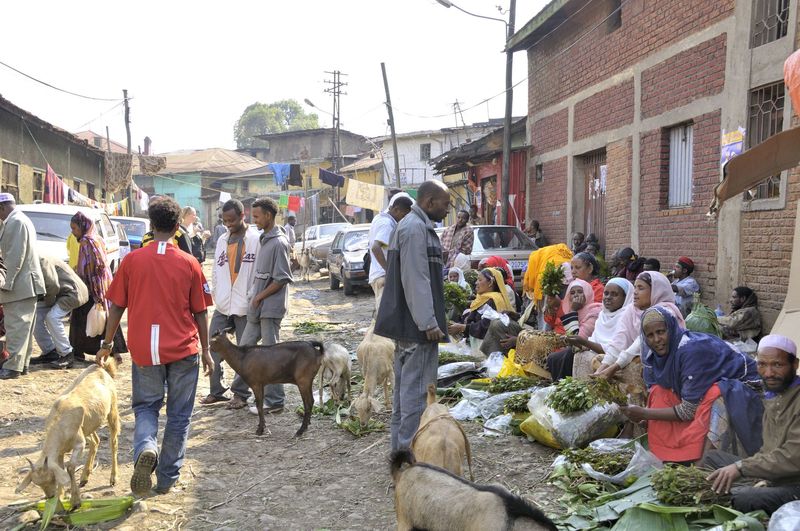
[234,99,319,148]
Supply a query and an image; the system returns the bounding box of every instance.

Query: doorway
[579,150,607,249]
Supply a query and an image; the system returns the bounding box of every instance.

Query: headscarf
[605,270,685,358]
[589,277,634,346]
[480,256,514,288]
[453,253,471,272]
[448,267,469,291]
[469,268,512,312]
[523,243,573,301]
[560,278,603,337]
[71,211,112,305]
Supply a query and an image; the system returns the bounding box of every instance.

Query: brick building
[508,0,798,328]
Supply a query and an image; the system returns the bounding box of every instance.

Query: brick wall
[528,156,568,243]
[641,34,727,119]
[740,168,800,328]
[638,110,721,304]
[573,80,635,141]
[604,137,633,255]
[527,0,734,115]
[532,108,569,152]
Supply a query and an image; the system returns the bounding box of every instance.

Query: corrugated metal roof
[154,148,265,175]
[339,155,383,173]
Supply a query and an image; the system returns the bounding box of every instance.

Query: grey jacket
[247,225,293,321]
[39,254,89,311]
[375,204,448,343]
[0,209,45,303]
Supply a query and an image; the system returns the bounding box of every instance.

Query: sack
[686,298,722,337]
[86,303,107,338]
[570,438,662,485]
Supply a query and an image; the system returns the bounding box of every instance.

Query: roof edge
[506,0,571,52]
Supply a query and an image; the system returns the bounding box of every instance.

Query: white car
[293,222,351,268]
[17,204,121,271]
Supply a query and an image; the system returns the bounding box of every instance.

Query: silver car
[293,222,351,268]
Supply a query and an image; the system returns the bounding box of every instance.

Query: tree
[233,99,319,148]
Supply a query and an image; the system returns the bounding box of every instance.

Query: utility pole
[500,0,516,225]
[324,70,347,204]
[123,89,132,214]
[381,62,402,189]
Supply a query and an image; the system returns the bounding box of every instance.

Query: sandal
[200,394,229,405]
[226,395,248,410]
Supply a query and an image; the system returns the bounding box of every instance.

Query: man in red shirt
[96,197,213,496]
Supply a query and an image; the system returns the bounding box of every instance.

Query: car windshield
[117,220,147,237]
[23,212,72,242]
[343,230,369,252]
[320,224,349,237]
[473,227,535,251]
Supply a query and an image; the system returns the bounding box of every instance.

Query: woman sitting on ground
[447,267,473,297]
[611,247,645,282]
[621,307,763,463]
[718,286,762,341]
[571,252,604,303]
[447,268,512,341]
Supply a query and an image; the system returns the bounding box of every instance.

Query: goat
[412,384,473,480]
[391,450,556,531]
[318,343,351,406]
[298,247,312,282]
[17,359,119,507]
[209,330,324,437]
[353,326,395,426]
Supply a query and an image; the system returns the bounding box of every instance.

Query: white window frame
[667,123,693,208]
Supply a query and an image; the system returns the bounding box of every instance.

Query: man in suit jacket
[0,193,45,379]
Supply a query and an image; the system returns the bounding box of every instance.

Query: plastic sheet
[484,413,513,436]
[437,362,478,380]
[484,352,504,378]
[769,500,800,531]
[577,438,661,485]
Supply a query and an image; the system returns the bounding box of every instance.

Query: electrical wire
[73,101,126,131]
[0,58,124,102]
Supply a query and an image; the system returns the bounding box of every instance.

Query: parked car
[110,216,150,249]
[17,204,121,271]
[435,225,537,289]
[112,221,131,261]
[327,224,371,295]
[294,222,350,268]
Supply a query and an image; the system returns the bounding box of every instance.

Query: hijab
[560,278,603,336]
[448,267,469,291]
[470,268,513,312]
[481,256,514,288]
[589,277,633,346]
[452,253,471,272]
[72,211,112,304]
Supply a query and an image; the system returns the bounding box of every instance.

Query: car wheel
[343,279,355,296]
[330,273,340,290]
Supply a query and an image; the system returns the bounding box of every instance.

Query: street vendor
[447,268,512,341]
[621,307,763,464]
[705,335,800,514]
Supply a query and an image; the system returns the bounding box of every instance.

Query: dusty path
[0,270,558,530]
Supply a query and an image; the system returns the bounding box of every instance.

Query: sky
[0,0,550,154]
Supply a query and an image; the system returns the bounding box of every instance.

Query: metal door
[582,151,607,249]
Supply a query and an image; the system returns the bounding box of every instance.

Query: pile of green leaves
[487,376,539,394]
[444,281,470,318]
[562,447,634,477]
[295,398,344,417]
[503,392,532,414]
[26,496,134,529]
[651,464,730,507]
[294,321,331,334]
[463,269,479,291]
[545,376,627,414]
[438,351,477,365]
[338,418,385,437]
[541,260,565,297]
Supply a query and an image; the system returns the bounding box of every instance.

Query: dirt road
[0,272,558,530]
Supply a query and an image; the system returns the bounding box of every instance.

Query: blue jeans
[131,354,199,490]
[239,317,284,407]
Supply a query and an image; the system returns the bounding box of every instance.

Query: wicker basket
[515,331,566,378]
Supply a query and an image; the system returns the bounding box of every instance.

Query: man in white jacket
[201,199,260,405]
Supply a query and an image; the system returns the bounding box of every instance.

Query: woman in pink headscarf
[545,279,603,380]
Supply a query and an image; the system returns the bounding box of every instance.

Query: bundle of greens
[503,392,532,414]
[541,260,565,297]
[294,321,331,334]
[545,376,627,414]
[463,269,479,291]
[562,447,634,477]
[438,351,477,365]
[651,464,730,507]
[295,398,342,416]
[487,376,540,394]
[686,293,722,337]
[339,418,385,437]
[444,282,470,319]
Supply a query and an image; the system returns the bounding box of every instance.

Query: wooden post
[381,63,402,189]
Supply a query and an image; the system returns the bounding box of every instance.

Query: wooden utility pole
[500,0,516,225]
[123,89,132,214]
[381,63,402,189]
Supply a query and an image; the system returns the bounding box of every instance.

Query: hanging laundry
[345,179,385,212]
[104,152,133,194]
[44,165,66,204]
[137,155,167,175]
[288,164,303,187]
[138,188,149,211]
[299,197,306,209]
[319,168,345,187]
[269,163,291,186]
[279,194,289,208]
[288,195,301,212]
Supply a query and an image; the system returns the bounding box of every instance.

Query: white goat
[318,343,352,405]
[16,360,119,506]
[298,247,312,282]
[353,326,395,426]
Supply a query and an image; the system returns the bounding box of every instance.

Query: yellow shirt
[67,233,80,270]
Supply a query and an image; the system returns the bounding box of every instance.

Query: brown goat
[412,384,473,480]
[209,330,324,437]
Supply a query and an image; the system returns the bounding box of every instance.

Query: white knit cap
[0,193,15,203]
[759,334,798,358]
[388,192,414,208]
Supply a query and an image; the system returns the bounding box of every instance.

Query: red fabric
[785,49,800,117]
[590,278,605,303]
[647,383,721,462]
[288,195,301,211]
[106,242,212,366]
[544,309,566,335]
[44,165,65,204]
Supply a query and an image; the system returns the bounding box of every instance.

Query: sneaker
[30,350,59,365]
[0,368,20,380]
[153,484,172,495]
[248,405,284,415]
[49,352,74,370]
[130,449,157,496]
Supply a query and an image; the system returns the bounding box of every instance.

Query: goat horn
[26,457,34,469]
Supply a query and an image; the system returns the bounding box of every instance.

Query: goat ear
[370,397,382,413]
[49,462,71,488]
[16,471,32,492]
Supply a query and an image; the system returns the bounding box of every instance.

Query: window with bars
[535,163,543,183]
[1,161,20,201]
[745,81,785,201]
[419,143,431,161]
[33,170,44,202]
[751,0,790,48]
[87,182,96,200]
[74,179,83,195]
[668,124,693,208]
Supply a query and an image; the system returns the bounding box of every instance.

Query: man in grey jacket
[31,254,89,369]
[238,196,293,414]
[0,194,46,379]
[375,180,450,450]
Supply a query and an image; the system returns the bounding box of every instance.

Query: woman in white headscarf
[447,267,472,296]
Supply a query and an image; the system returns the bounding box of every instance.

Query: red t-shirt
[106,240,213,366]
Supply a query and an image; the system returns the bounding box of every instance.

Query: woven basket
[515,331,566,378]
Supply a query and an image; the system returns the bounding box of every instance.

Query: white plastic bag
[769,500,800,531]
[479,306,510,326]
[479,389,534,420]
[483,351,505,378]
[579,438,662,485]
[450,400,482,421]
[438,339,472,358]
[484,413,513,436]
[728,338,758,356]
[437,362,478,380]
[85,303,107,338]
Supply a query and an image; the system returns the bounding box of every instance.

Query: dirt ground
[0,269,560,530]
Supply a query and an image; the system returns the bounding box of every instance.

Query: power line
[73,101,126,131]
[0,58,123,102]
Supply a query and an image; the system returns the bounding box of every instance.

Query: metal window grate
[668,124,693,208]
[751,0,790,48]
[535,164,543,183]
[419,143,431,161]
[746,82,785,200]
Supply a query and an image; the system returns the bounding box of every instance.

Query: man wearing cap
[671,256,700,317]
[706,334,800,514]
[0,194,45,379]
[368,191,414,311]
